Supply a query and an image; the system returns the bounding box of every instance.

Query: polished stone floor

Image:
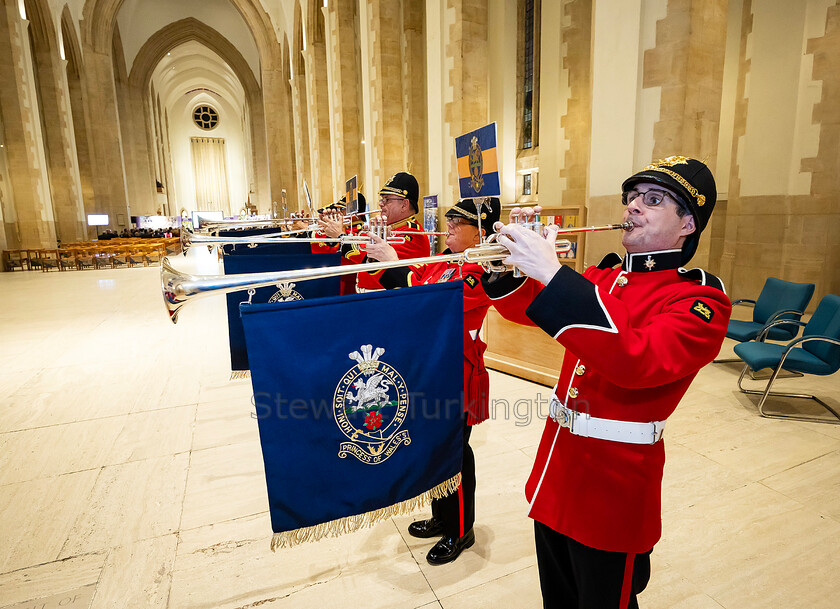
[1,250,839,609]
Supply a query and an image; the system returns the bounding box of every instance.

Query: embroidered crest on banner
[469,136,484,193]
[333,345,410,464]
[268,281,304,303]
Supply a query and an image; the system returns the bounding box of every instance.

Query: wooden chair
[26,249,42,271]
[144,245,163,266]
[76,248,96,270]
[111,248,130,269]
[93,246,113,269]
[128,248,147,267]
[40,249,60,272]
[3,250,27,271]
[59,249,78,271]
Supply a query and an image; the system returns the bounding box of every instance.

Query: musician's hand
[317,213,344,239]
[289,212,309,231]
[507,205,543,224]
[496,222,561,285]
[365,234,399,262]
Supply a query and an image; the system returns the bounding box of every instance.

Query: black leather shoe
[408,518,445,539]
[426,529,475,565]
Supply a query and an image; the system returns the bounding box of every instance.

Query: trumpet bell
[162,257,193,323]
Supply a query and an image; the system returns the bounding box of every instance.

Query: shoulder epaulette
[677,267,727,294]
[597,253,622,270]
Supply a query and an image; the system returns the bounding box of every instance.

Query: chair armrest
[731,299,756,307]
[756,318,807,342]
[777,335,840,370]
[765,309,805,324]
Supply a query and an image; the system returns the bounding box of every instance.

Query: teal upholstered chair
[715,277,815,364]
[734,294,840,424]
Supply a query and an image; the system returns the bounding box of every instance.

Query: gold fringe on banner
[269,472,462,551]
[230,370,251,381]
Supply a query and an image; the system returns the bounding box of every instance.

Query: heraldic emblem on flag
[334,344,411,464]
[240,282,465,549]
[455,122,500,199]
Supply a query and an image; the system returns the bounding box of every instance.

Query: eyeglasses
[621,188,678,208]
[446,216,475,227]
[379,196,405,206]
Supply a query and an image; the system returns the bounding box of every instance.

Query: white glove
[495,223,561,285]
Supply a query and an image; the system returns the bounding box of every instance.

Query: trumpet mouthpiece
[621,221,635,232]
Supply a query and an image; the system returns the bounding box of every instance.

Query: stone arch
[82,0,279,66]
[127,17,269,212]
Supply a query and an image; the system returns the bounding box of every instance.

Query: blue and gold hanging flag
[223,252,341,373]
[455,122,500,199]
[240,282,465,548]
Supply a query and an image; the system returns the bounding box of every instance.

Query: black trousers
[431,421,475,538]
[534,521,652,609]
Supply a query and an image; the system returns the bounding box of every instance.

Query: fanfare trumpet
[198,210,382,235]
[162,221,633,323]
[179,225,407,255]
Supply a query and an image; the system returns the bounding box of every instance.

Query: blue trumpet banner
[223,253,340,371]
[455,122,500,199]
[240,282,465,545]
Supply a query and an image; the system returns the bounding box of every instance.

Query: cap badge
[644,156,690,170]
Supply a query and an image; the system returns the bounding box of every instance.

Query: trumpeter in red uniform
[309,193,368,295]
[367,197,502,565]
[353,172,430,291]
[483,157,732,608]
[309,173,430,292]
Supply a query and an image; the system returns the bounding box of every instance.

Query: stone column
[363,0,408,194]
[262,59,298,211]
[289,69,311,211]
[401,0,428,193]
[0,2,56,248]
[29,31,86,243]
[802,1,840,300]
[247,93,270,213]
[324,0,362,195]
[122,83,156,216]
[81,46,130,233]
[441,0,490,205]
[303,39,335,205]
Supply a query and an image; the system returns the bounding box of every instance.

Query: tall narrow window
[522,0,535,149]
[518,0,540,151]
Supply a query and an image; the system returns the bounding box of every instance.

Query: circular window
[193,105,219,130]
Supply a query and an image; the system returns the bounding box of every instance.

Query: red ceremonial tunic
[381,255,491,425]
[311,222,365,295]
[346,218,430,291]
[484,250,731,553]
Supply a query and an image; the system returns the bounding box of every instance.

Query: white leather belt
[468,329,478,340]
[548,396,666,445]
[355,286,383,293]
